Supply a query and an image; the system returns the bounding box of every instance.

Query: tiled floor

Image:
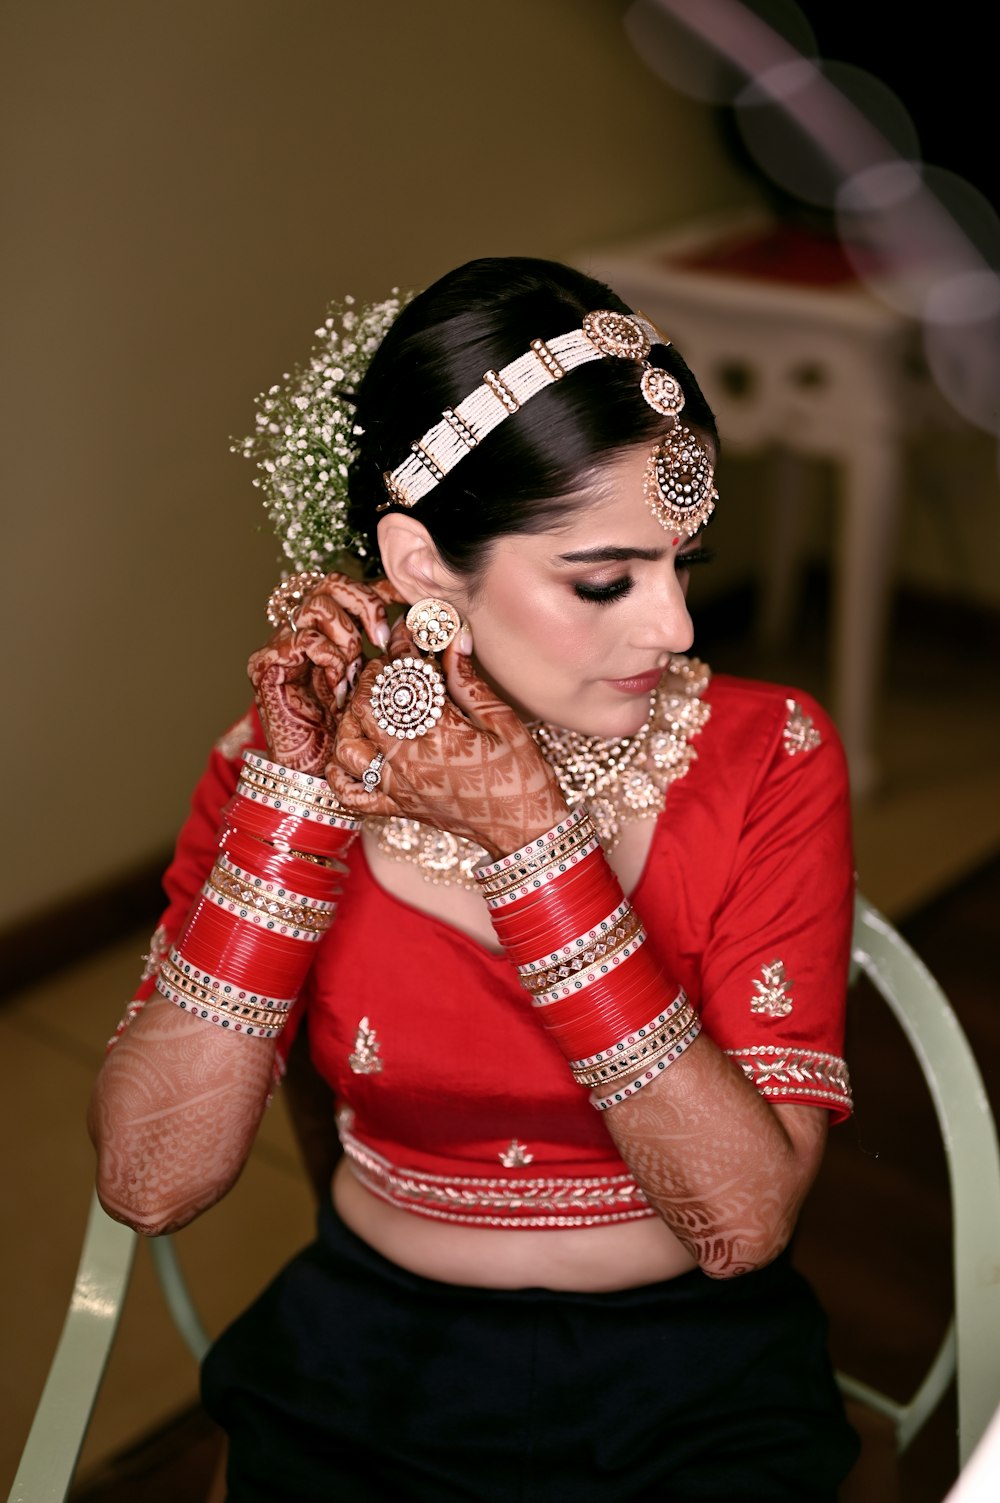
[5,601,1000,1495]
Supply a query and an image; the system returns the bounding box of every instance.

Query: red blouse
[119,671,854,1230]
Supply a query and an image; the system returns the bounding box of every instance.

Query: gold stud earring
[405,597,462,654]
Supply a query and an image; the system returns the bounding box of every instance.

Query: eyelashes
[573,546,716,607]
[574,577,634,605]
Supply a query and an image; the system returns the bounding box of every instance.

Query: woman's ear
[376,514,465,607]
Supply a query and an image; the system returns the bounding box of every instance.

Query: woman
[89,257,859,1501]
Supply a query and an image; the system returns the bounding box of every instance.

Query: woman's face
[448,443,713,738]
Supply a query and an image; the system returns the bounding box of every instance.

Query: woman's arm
[89,574,397,1235]
[599,1045,828,1277]
[88,995,276,1235]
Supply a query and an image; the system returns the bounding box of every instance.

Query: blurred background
[2,2,998,1499]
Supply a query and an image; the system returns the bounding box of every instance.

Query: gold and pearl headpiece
[380,310,716,537]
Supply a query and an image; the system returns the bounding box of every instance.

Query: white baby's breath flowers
[233,291,412,573]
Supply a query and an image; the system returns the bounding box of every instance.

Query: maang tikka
[380,309,718,539]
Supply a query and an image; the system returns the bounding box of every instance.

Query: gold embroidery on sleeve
[215,711,257,761]
[726,1046,852,1111]
[750,959,794,1018]
[782,699,822,756]
[140,924,170,982]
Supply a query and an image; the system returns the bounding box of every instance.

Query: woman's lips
[605,668,664,695]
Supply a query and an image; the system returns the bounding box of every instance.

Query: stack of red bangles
[475,807,701,1111]
[156,752,361,1038]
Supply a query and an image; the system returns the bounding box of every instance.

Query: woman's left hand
[248,573,401,775]
[327,621,569,858]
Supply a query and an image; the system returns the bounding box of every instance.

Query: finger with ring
[266,571,326,630]
[362,752,385,790]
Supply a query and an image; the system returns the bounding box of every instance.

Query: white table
[581,210,952,796]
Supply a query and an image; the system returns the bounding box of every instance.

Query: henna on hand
[328,621,569,857]
[599,1035,828,1277]
[248,574,401,774]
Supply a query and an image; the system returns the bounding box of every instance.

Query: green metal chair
[837,897,1000,1465]
[8,895,1000,1502]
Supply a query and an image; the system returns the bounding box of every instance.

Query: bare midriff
[332,1159,697,1290]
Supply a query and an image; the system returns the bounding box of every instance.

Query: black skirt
[201,1196,858,1502]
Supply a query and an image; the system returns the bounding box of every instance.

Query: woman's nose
[635,572,695,654]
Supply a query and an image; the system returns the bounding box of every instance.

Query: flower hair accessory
[234,292,413,572]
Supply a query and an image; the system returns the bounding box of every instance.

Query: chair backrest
[9,894,1000,1500]
[837,895,1000,1466]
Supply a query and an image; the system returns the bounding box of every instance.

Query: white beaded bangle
[156,975,287,1038]
[591,1016,702,1112]
[571,1004,699,1087]
[474,807,591,887]
[162,947,296,1014]
[237,751,361,831]
[480,832,603,910]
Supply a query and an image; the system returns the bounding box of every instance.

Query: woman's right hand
[328,620,570,858]
[247,572,402,774]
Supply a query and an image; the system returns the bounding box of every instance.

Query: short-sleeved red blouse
[118,670,854,1230]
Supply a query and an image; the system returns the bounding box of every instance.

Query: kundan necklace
[370,655,712,890]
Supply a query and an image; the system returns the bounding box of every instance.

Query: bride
[90,256,858,1501]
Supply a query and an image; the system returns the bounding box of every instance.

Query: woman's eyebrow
[553,545,665,565]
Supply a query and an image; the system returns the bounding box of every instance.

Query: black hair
[346,256,717,578]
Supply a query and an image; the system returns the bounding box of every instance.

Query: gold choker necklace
[370,655,712,889]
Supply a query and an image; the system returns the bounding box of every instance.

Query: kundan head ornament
[381,309,717,539]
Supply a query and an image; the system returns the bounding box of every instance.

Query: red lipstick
[606,669,664,695]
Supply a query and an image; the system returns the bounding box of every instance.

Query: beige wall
[5,2,996,929]
[0,0,755,925]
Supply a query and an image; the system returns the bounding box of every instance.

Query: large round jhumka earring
[404,597,462,654]
[369,657,446,739]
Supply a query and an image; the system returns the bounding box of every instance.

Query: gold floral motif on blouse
[782,699,822,756]
[348,1017,384,1074]
[750,959,794,1018]
[499,1139,534,1168]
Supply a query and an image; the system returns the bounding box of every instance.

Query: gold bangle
[570,1005,700,1087]
[476,816,598,900]
[522,909,644,997]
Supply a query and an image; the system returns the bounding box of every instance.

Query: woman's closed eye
[573,547,714,606]
[573,576,634,606]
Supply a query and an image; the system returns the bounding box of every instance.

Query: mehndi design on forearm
[89,996,275,1234]
[600,1041,826,1277]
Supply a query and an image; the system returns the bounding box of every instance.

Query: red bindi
[671,536,680,547]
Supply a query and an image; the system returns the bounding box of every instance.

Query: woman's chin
[544,700,652,741]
